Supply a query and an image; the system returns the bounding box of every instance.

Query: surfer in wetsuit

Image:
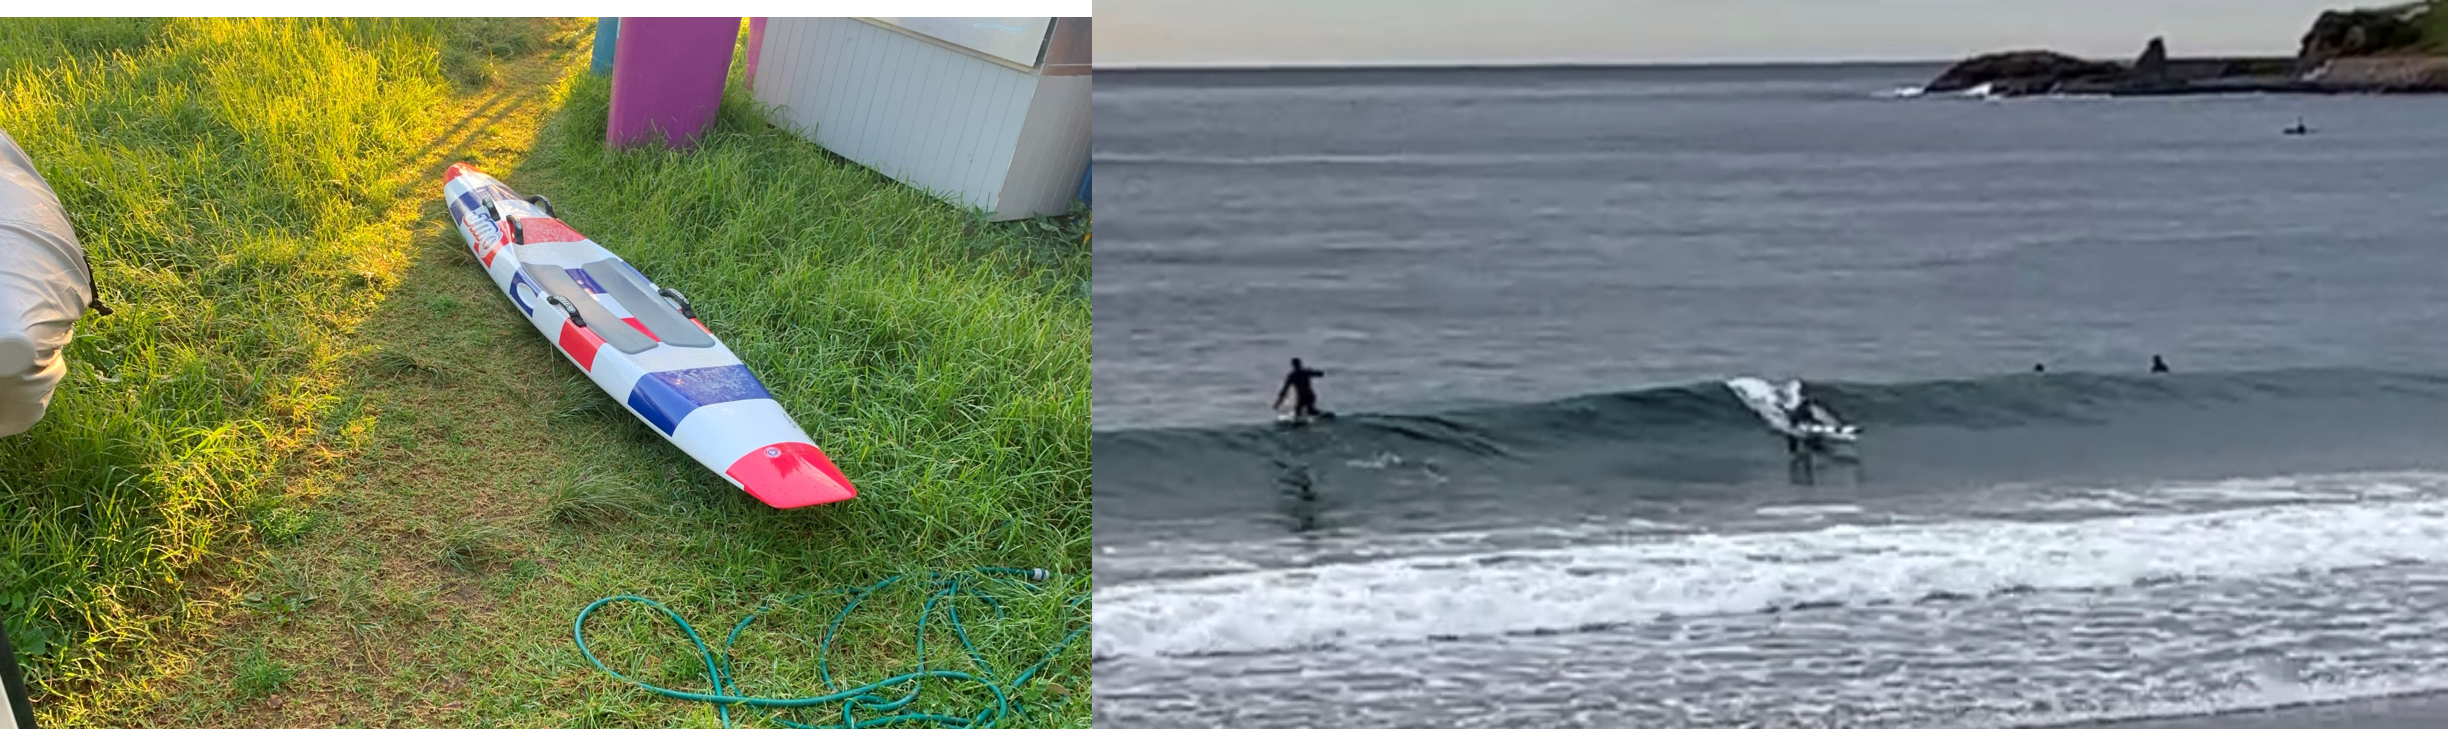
[1274,358,1327,420]
[1784,382,1854,453]
[1784,383,1824,453]
[2151,355,2170,374]
[1787,383,1823,428]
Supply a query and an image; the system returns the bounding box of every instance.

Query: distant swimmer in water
[2033,362,2046,373]
[2283,117,2311,135]
[2151,355,2170,374]
[1274,357,1328,421]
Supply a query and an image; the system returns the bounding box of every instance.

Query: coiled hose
[574,567,1087,728]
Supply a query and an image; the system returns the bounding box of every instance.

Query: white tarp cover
[0,129,91,437]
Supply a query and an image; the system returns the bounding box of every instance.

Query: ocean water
[1091,64,2448,728]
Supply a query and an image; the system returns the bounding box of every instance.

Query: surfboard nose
[443,162,476,182]
[725,441,856,508]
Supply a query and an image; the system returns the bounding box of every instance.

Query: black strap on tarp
[1,620,38,729]
[80,249,109,317]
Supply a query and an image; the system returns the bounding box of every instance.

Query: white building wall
[752,17,1040,215]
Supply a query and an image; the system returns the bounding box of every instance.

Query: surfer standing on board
[1274,358,1327,421]
[1783,381,1853,453]
[1787,382,1828,427]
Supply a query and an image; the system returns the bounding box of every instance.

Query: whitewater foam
[1752,503,1864,517]
[1974,673,2448,729]
[1343,451,1408,470]
[1094,495,2448,658]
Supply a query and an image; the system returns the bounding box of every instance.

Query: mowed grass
[490,61,1094,725]
[0,17,467,701]
[0,18,1090,728]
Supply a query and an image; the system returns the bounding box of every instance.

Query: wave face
[1092,369,2448,727]
[1094,368,2448,544]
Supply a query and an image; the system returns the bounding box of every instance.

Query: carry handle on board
[480,200,530,244]
[481,199,522,244]
[523,194,554,218]
[656,287,694,318]
[545,295,586,328]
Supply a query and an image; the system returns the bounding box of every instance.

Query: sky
[1099,0,2372,67]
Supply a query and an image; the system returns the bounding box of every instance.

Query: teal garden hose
[574,567,1087,728]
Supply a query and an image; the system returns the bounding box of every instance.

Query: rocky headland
[1925,2,2448,96]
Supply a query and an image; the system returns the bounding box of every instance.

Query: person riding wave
[1274,357,1326,420]
[1782,381,1850,453]
[1789,382,1852,432]
[1787,383,1823,428]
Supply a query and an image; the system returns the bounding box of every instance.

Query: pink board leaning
[606,17,738,149]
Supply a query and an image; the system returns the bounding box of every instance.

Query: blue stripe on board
[508,272,537,315]
[625,365,773,435]
[566,267,607,294]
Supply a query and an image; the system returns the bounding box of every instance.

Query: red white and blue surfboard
[442,163,855,509]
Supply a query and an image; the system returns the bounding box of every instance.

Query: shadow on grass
[0,19,595,725]
[143,27,1085,726]
[0,18,473,703]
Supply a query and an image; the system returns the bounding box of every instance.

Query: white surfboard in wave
[1725,376,1859,442]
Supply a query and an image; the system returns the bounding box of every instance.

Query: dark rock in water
[1986,77,2062,97]
[2134,36,2171,81]
[1925,4,2448,98]
[2300,7,2429,64]
[2124,37,2186,92]
[2311,55,2448,90]
[1925,50,2128,94]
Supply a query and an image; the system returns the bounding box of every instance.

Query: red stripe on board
[473,231,504,266]
[444,163,469,182]
[512,218,589,244]
[725,442,856,509]
[691,318,710,334]
[558,320,604,370]
[622,317,659,342]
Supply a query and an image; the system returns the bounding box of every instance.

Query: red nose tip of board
[727,442,856,509]
[444,162,474,183]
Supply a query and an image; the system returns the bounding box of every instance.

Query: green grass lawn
[0,16,465,705]
[0,18,1089,728]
